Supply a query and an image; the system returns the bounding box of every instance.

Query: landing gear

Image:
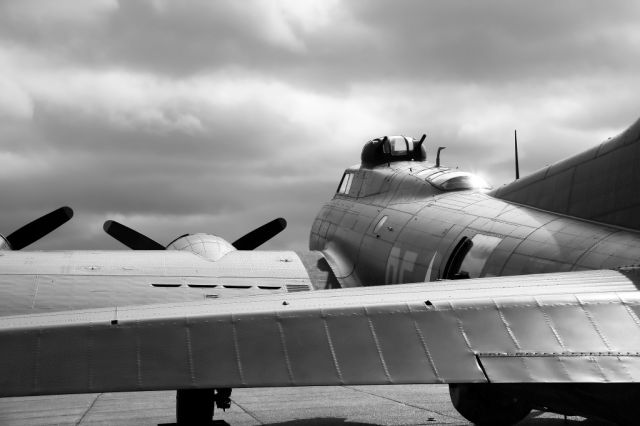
[176,388,232,425]
[449,384,531,426]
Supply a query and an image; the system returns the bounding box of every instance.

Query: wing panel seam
[364,307,392,384]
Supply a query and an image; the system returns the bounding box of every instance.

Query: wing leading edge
[2,269,640,397]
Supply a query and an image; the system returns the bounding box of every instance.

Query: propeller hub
[166,233,236,261]
[0,235,11,251]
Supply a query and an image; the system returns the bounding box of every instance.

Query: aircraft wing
[2,269,640,397]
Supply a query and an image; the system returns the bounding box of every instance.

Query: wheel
[449,384,531,426]
[176,388,216,425]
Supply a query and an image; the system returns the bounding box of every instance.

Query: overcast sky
[1,0,639,251]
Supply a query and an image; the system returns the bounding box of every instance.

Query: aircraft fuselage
[310,160,640,287]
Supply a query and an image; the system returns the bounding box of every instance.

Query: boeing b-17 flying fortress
[3,117,640,425]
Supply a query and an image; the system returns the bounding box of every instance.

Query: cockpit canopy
[419,170,492,191]
[361,135,426,167]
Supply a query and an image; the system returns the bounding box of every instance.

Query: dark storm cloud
[1,0,640,251]
[346,1,640,80]
[4,1,639,88]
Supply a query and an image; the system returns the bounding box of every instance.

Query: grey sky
[1,0,639,251]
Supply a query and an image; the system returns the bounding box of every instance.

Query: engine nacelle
[165,233,236,261]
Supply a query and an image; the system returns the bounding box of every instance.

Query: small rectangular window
[337,172,354,195]
[344,173,353,194]
[337,172,349,193]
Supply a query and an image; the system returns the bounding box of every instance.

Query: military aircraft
[2,117,640,425]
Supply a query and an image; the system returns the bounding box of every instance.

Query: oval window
[373,216,388,234]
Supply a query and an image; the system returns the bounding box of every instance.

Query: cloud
[0,75,33,120]
[1,0,640,251]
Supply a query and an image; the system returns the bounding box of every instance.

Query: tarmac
[0,385,613,425]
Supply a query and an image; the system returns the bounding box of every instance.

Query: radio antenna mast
[514,130,520,180]
[436,147,446,168]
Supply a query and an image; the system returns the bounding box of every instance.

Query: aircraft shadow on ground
[159,420,376,426]
[159,413,613,426]
[520,411,614,425]
[262,417,611,426]
[263,419,379,426]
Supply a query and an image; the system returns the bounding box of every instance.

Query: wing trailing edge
[1,269,640,397]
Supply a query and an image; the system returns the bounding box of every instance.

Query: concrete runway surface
[0,385,613,425]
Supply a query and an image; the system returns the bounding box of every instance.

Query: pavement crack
[231,398,264,425]
[343,386,461,422]
[75,393,103,425]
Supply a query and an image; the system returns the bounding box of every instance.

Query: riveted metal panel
[562,355,609,381]
[188,318,242,387]
[499,305,564,353]
[596,356,639,381]
[323,307,389,384]
[37,326,91,394]
[454,306,518,354]
[0,275,36,314]
[542,304,608,352]
[493,118,640,231]
[0,330,37,395]
[278,314,341,385]
[89,325,140,391]
[366,304,437,383]
[412,308,484,382]
[581,302,640,352]
[477,357,540,382]
[520,356,571,381]
[480,355,640,383]
[234,314,292,386]
[542,169,574,213]
[356,234,392,285]
[581,232,640,269]
[2,270,640,396]
[515,227,588,265]
[138,321,190,388]
[467,217,519,237]
[502,253,573,275]
[0,250,312,316]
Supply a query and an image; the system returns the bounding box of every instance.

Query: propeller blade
[232,218,287,250]
[6,206,74,250]
[103,220,165,250]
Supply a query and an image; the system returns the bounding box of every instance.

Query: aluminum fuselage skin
[3,147,640,423]
[310,160,640,423]
[310,161,640,287]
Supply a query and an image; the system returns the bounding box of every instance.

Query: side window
[344,173,353,194]
[458,234,502,278]
[337,172,354,195]
[443,234,502,279]
[443,237,473,279]
[373,215,388,235]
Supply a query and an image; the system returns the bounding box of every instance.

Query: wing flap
[2,269,640,397]
[478,354,640,382]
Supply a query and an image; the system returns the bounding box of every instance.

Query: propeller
[103,220,165,250]
[231,218,287,250]
[103,217,287,250]
[3,206,74,250]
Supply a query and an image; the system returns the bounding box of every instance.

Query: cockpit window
[429,171,491,191]
[337,172,354,195]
